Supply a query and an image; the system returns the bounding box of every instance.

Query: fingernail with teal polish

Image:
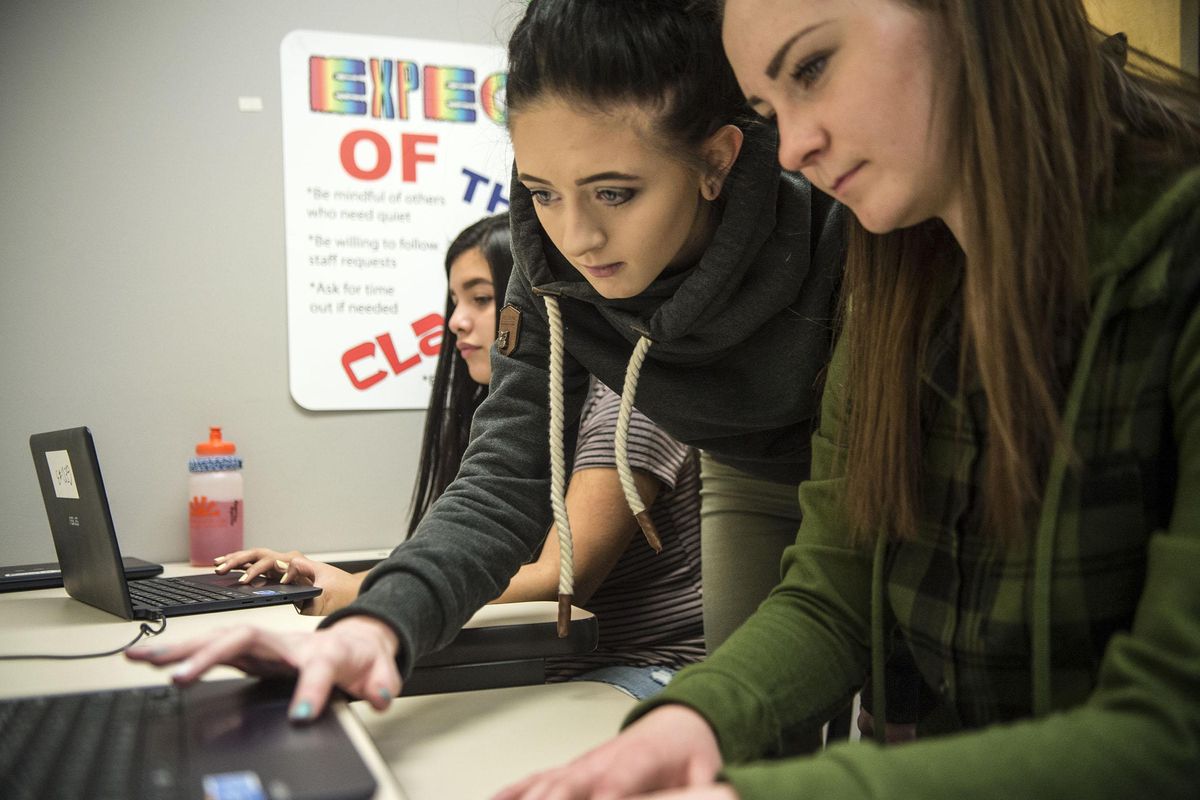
[290,700,313,721]
[378,687,392,701]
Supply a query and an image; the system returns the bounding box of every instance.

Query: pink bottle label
[189,497,244,566]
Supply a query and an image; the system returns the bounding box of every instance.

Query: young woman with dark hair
[217,212,707,697]
[129,0,845,726]
[212,213,515,614]
[407,213,514,538]
[496,1,1200,797]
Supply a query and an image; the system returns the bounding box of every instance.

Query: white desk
[0,562,637,800]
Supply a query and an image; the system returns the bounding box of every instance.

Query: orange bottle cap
[196,426,237,455]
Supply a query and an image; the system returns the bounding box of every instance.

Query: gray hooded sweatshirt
[324,125,846,677]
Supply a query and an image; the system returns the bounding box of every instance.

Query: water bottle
[188,427,244,566]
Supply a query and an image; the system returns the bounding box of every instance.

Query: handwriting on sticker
[45,450,80,500]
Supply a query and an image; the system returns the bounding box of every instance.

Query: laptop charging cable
[0,615,167,661]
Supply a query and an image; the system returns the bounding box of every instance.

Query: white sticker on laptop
[44,450,79,499]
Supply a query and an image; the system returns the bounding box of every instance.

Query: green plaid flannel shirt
[891,224,1188,728]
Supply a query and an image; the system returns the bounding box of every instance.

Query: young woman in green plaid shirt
[498,0,1200,798]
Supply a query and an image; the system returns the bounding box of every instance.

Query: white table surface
[0,560,636,800]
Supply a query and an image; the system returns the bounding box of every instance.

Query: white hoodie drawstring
[615,335,663,552]
[544,295,576,637]
[543,295,662,637]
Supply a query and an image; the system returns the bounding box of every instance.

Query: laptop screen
[30,427,137,619]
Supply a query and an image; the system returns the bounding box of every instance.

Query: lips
[457,344,481,357]
[831,162,865,195]
[579,262,623,278]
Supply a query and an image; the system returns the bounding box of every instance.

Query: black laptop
[29,427,321,620]
[0,678,378,800]
[0,555,162,593]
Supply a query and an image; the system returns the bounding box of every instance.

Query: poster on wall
[280,30,511,410]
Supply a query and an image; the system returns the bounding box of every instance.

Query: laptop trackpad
[181,680,376,800]
[181,572,303,596]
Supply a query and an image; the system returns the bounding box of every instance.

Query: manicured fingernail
[378,687,392,701]
[280,573,291,584]
[214,556,226,564]
[171,660,193,680]
[275,560,289,571]
[290,700,313,721]
[238,573,250,583]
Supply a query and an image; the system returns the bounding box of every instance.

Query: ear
[699,124,745,200]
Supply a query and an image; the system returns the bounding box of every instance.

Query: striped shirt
[547,381,704,679]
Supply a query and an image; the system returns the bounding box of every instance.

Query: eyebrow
[766,22,831,78]
[452,277,493,293]
[746,20,833,108]
[517,171,639,186]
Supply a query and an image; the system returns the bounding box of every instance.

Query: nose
[448,301,471,335]
[560,203,605,259]
[776,109,828,173]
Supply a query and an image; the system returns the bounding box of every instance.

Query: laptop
[0,555,162,593]
[0,678,378,800]
[29,427,321,620]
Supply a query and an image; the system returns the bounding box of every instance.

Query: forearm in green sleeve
[627,338,874,761]
[721,530,1200,800]
[626,469,874,761]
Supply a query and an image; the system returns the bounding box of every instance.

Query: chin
[587,277,647,301]
[467,365,491,386]
[853,210,901,235]
[851,201,926,236]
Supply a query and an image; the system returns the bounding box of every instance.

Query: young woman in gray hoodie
[128,0,845,728]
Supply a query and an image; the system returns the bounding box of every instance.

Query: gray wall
[0,0,516,565]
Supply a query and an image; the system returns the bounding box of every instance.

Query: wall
[0,0,514,565]
[1084,0,1199,72]
[5,1,1197,568]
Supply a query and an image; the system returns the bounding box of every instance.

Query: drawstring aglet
[635,511,663,553]
[557,593,572,638]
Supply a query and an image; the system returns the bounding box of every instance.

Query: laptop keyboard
[129,577,247,609]
[0,684,185,800]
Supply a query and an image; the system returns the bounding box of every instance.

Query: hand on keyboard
[213,547,367,616]
[125,616,401,722]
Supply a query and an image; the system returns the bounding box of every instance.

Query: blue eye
[597,188,635,205]
[790,52,830,88]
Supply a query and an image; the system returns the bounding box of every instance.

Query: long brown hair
[842,0,1200,543]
